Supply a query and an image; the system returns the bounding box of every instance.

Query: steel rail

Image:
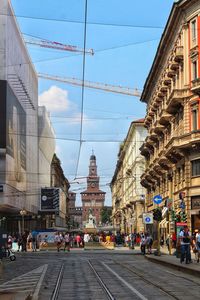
[87,260,116,300]
[51,264,64,300]
[114,261,180,300]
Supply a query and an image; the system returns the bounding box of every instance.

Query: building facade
[49,154,70,228]
[140,0,200,235]
[111,120,147,234]
[81,154,105,226]
[0,0,39,232]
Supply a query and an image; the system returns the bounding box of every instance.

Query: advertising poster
[41,188,60,212]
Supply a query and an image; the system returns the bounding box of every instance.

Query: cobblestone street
[0,250,199,299]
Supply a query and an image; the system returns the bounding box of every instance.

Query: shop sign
[143,213,153,224]
[191,196,200,209]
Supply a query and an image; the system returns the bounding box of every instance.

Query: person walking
[140,234,147,255]
[32,232,37,252]
[179,225,191,264]
[64,232,70,252]
[195,229,200,263]
[54,232,62,252]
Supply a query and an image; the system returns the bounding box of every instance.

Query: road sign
[143,213,153,224]
[153,195,162,205]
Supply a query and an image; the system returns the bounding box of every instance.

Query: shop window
[191,159,200,176]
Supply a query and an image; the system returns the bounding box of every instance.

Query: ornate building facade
[111,119,147,234]
[140,0,200,233]
[81,154,105,226]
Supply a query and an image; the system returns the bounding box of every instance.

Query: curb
[145,255,200,277]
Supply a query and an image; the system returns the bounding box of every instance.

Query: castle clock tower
[81,153,106,225]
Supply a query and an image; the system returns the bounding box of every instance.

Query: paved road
[0,251,199,299]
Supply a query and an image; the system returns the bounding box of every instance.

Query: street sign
[143,213,153,224]
[153,195,162,205]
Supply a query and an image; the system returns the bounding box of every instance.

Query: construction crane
[38,73,141,97]
[24,37,94,56]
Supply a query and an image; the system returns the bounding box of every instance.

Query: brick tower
[81,153,106,226]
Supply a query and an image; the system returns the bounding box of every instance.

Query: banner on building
[40,188,60,212]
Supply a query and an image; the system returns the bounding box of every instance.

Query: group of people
[7,231,37,252]
[178,226,200,264]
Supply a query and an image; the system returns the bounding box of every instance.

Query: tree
[101,207,112,225]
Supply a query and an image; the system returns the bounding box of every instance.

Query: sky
[11,0,175,205]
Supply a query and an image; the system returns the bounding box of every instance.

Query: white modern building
[0,0,56,232]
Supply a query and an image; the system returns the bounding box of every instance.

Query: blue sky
[11,0,175,205]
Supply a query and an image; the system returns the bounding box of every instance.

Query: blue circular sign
[145,217,151,223]
[153,195,162,205]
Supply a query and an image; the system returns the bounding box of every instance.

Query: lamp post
[20,208,27,234]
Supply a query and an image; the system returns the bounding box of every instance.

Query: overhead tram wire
[74,0,88,180]
[0,12,164,29]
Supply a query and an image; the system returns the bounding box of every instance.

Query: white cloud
[39,86,71,112]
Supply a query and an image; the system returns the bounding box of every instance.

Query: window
[191,159,200,176]
[192,61,198,80]
[191,19,197,44]
[191,103,199,131]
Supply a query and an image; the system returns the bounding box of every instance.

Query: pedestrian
[178,225,191,264]
[195,229,200,263]
[54,232,62,252]
[27,232,33,250]
[172,232,177,248]
[140,234,146,255]
[17,235,23,252]
[76,234,81,247]
[7,235,12,249]
[146,234,153,254]
[32,232,37,252]
[64,232,70,252]
[22,232,27,252]
[160,235,164,247]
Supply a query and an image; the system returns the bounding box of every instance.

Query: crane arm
[38,73,141,97]
[25,38,94,55]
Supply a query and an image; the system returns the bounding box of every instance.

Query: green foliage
[101,207,112,225]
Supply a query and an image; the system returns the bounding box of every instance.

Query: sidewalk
[144,246,200,277]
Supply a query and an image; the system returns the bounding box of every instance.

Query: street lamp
[20,208,27,234]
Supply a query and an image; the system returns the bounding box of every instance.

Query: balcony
[140,144,150,157]
[167,68,176,78]
[160,86,168,94]
[191,77,200,95]
[166,88,189,113]
[174,46,183,62]
[159,111,172,125]
[163,77,171,86]
[170,61,179,71]
[154,121,165,133]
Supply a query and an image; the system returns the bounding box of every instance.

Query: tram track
[51,264,65,300]
[88,260,115,300]
[113,260,189,300]
[49,258,199,300]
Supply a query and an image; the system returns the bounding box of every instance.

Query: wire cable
[74,0,88,179]
[1,12,164,29]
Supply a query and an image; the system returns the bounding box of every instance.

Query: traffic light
[153,208,162,221]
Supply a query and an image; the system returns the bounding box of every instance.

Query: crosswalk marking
[0,264,48,298]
